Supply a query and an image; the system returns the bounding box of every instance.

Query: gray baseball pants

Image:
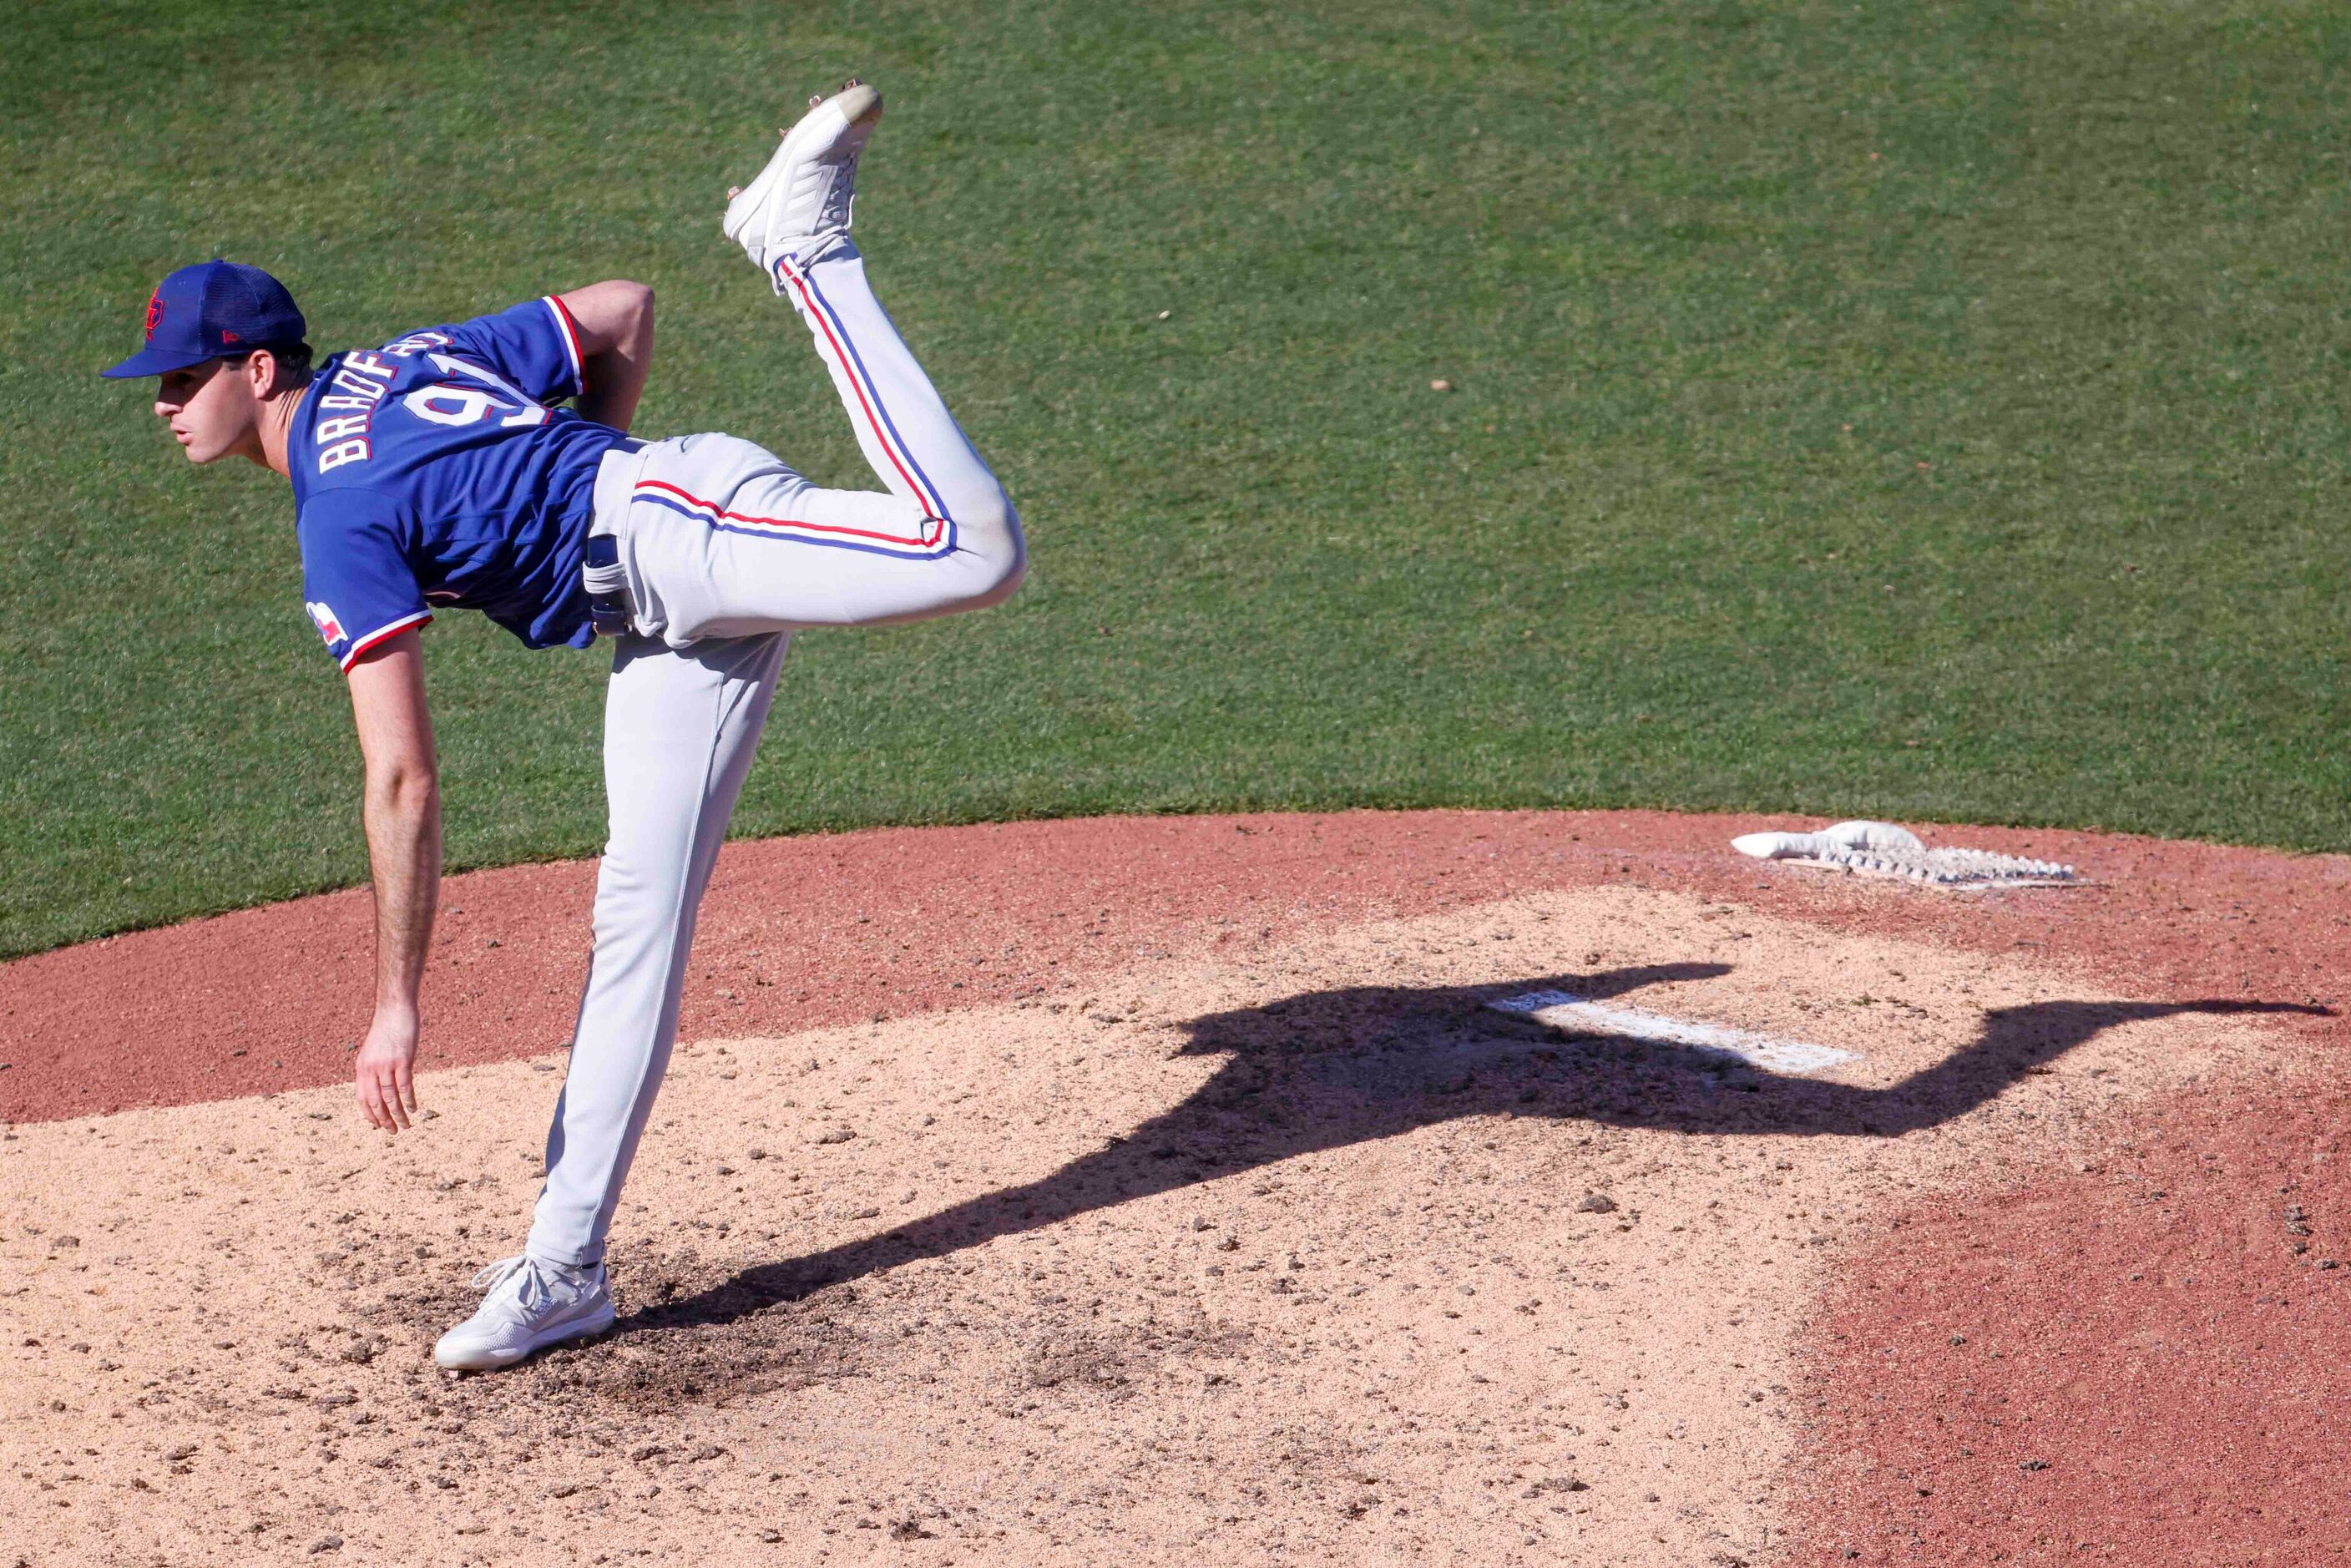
[524,237,1024,1268]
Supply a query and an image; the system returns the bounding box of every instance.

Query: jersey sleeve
[434,296,589,405]
[295,491,432,672]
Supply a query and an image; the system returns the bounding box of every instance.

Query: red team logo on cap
[144,291,163,340]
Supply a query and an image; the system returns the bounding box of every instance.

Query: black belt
[584,536,630,638]
[584,438,648,636]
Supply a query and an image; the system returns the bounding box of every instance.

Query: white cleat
[432,1255,614,1372]
[722,80,883,281]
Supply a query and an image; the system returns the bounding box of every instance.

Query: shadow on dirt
[628,963,2323,1334]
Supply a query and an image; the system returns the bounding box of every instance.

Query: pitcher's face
[154,357,258,464]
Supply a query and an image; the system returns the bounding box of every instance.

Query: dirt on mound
[4,809,2343,1125]
[1785,1078,2351,1565]
[2,810,2346,1565]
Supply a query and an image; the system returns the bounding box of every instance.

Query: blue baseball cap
[101,260,307,378]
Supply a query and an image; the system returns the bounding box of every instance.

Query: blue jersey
[288,297,630,670]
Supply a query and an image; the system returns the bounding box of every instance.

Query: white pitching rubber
[1489,991,1858,1076]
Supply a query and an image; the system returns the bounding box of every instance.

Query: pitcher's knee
[948,478,1015,538]
[973,530,1027,609]
[948,490,1024,610]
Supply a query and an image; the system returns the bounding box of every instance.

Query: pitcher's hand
[355,1006,421,1132]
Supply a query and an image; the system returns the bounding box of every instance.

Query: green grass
[6,0,2351,958]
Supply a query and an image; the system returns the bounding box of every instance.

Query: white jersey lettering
[317,438,371,473]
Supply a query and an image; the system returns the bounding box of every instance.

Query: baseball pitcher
[102,84,1024,1369]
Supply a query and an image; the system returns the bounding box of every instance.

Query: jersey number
[402,352,551,430]
[403,385,550,429]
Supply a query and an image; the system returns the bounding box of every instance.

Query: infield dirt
[1,812,2344,1565]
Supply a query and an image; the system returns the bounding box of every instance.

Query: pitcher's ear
[248,343,315,397]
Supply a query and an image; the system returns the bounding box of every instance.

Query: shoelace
[470,1254,529,1290]
[469,1255,584,1314]
[816,154,858,233]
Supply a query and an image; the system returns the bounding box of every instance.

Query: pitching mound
[2,812,2345,1565]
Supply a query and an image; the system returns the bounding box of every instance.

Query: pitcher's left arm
[556,281,655,432]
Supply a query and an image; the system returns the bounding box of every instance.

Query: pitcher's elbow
[367,764,439,819]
